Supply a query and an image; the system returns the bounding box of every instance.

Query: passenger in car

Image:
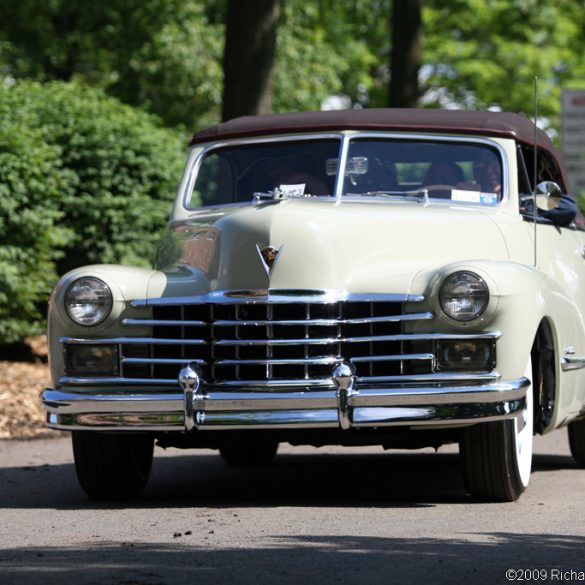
[278,167,329,195]
[423,161,464,187]
[472,151,502,197]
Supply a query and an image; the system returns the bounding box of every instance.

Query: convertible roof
[190,108,556,152]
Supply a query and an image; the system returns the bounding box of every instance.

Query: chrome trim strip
[351,353,434,363]
[59,376,178,386]
[131,290,425,307]
[58,370,499,388]
[353,378,522,406]
[58,376,336,389]
[334,133,351,199]
[43,389,183,413]
[210,312,433,327]
[122,357,206,366]
[61,336,207,346]
[122,319,206,327]
[46,411,184,430]
[357,372,500,384]
[197,410,339,429]
[213,331,501,347]
[215,357,340,366]
[210,379,335,389]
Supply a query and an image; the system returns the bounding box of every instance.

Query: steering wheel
[423,184,454,192]
[422,184,455,198]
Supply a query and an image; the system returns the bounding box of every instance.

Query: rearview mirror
[326,156,369,176]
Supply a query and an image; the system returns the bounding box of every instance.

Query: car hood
[153,199,510,296]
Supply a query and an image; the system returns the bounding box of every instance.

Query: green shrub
[0,80,186,343]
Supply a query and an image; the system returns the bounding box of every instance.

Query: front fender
[408,260,584,386]
[48,265,159,385]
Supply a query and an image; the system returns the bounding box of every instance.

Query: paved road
[1,430,584,585]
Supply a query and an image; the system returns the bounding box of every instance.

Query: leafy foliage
[0,80,185,342]
[422,0,585,123]
[0,0,223,130]
[0,110,71,342]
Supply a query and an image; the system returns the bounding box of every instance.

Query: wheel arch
[531,318,557,434]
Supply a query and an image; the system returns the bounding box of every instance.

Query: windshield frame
[183,131,509,210]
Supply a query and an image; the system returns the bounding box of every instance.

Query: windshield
[343,138,503,204]
[189,136,503,208]
[190,139,340,207]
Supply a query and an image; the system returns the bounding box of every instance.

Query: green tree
[422,0,585,124]
[0,80,185,342]
[0,0,223,129]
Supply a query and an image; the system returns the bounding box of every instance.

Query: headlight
[439,271,489,321]
[65,277,113,326]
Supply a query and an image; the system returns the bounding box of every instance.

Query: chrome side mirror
[535,181,562,210]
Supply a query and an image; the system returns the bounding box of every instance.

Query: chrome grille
[117,293,436,385]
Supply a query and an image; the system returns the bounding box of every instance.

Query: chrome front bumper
[42,372,530,432]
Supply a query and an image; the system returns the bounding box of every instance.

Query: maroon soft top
[190,108,554,150]
[190,108,573,194]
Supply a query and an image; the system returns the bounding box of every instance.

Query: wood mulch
[0,336,59,440]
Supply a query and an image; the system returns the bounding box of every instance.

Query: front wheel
[461,358,534,502]
[568,419,585,467]
[72,432,154,500]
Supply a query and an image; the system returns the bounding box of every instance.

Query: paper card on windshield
[451,189,498,204]
[279,184,306,197]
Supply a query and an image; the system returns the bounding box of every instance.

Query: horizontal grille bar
[130,290,424,306]
[123,319,206,327]
[213,332,499,346]
[215,357,340,366]
[62,336,207,346]
[124,312,433,328]
[351,353,434,363]
[122,357,206,365]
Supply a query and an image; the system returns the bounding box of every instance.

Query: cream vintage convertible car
[42,109,585,502]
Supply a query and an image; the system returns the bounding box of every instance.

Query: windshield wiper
[347,189,430,205]
[253,189,329,203]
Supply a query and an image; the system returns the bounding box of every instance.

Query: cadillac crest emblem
[256,244,283,277]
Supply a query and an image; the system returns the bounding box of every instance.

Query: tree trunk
[389,0,422,108]
[222,0,281,122]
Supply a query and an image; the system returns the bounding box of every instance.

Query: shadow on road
[0,446,577,510]
[0,532,584,585]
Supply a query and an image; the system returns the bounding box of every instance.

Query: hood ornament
[256,244,283,277]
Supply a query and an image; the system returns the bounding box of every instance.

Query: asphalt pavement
[0,430,584,584]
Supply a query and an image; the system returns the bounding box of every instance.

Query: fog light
[436,340,495,372]
[66,344,119,376]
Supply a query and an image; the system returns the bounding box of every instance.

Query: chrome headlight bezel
[439,270,490,322]
[64,277,113,326]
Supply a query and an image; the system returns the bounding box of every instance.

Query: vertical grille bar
[267,304,273,380]
[369,301,374,378]
[180,305,186,360]
[235,304,241,381]
[336,302,342,364]
[304,303,310,380]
